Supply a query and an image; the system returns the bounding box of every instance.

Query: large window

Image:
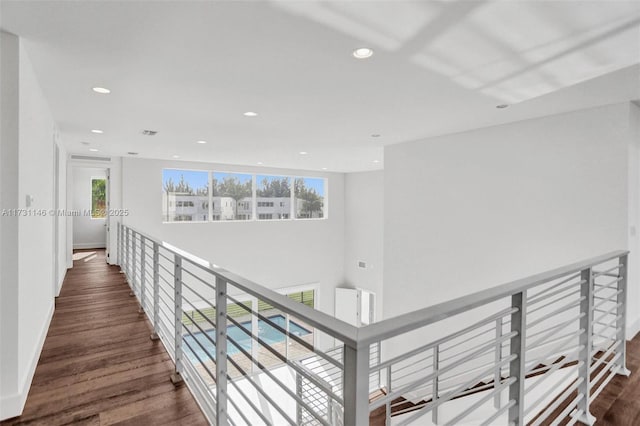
[213,172,252,221]
[294,177,324,219]
[162,169,209,222]
[91,178,107,218]
[256,175,291,221]
[162,169,326,223]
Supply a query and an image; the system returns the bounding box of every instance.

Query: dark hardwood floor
[1,249,207,426]
[585,332,640,426]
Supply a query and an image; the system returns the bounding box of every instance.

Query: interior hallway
[1,249,206,425]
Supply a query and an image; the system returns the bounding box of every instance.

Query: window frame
[162,168,210,224]
[162,168,328,224]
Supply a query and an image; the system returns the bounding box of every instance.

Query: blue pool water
[183,314,311,363]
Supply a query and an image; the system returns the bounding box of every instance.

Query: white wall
[121,157,345,319]
[343,171,384,321]
[55,139,68,294]
[1,34,60,420]
[383,102,639,339]
[0,30,22,420]
[72,167,107,249]
[627,102,640,335]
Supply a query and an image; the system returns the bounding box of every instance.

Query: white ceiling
[2,0,639,172]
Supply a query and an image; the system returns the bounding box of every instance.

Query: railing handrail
[356,250,628,346]
[121,223,360,347]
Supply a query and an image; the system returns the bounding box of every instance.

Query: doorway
[71,166,109,252]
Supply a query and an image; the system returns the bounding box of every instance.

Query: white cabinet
[335,288,375,327]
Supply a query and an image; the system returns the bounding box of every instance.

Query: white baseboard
[73,242,106,249]
[0,302,54,420]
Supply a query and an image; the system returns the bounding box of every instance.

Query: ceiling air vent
[71,155,112,162]
[141,129,158,136]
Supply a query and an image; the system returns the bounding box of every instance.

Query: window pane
[256,175,291,220]
[212,172,253,221]
[294,177,325,219]
[91,178,106,218]
[162,169,209,222]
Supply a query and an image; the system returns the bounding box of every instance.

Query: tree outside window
[294,177,324,219]
[91,178,106,218]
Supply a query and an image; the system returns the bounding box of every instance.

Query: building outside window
[162,169,209,222]
[213,172,252,221]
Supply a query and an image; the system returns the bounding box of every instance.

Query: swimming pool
[183,314,311,363]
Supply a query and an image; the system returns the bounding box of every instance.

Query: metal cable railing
[117,223,630,425]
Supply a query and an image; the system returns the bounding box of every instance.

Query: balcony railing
[117,223,630,425]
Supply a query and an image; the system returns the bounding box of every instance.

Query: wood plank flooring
[1,249,207,426]
[580,333,640,426]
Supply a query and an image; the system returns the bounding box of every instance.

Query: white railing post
[216,277,228,424]
[576,267,596,425]
[116,222,120,265]
[343,343,370,426]
[616,254,631,377]
[150,242,160,341]
[119,223,123,266]
[494,317,503,409]
[131,232,137,296]
[432,344,439,424]
[125,227,131,279]
[171,255,183,384]
[508,291,526,426]
[139,236,146,313]
[295,371,303,425]
[386,367,392,426]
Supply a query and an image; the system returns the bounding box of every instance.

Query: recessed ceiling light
[371,134,381,138]
[257,162,263,165]
[243,111,258,117]
[322,167,328,170]
[172,155,180,159]
[92,87,110,94]
[91,129,103,134]
[496,104,509,109]
[89,148,99,152]
[127,152,139,155]
[196,140,207,144]
[373,160,380,163]
[299,151,308,155]
[353,47,374,59]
